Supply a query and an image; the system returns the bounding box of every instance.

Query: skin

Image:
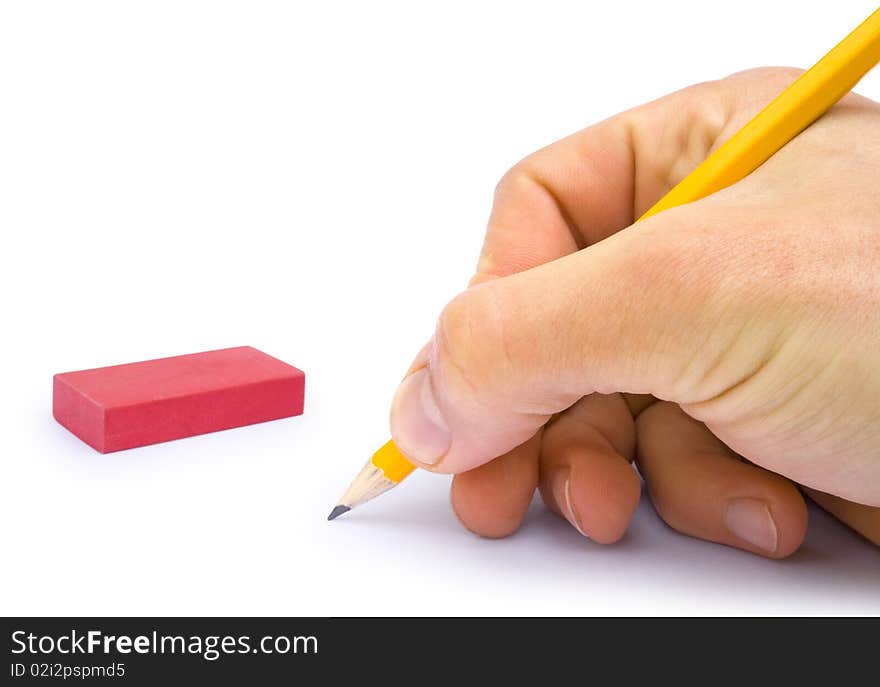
[387,68,880,557]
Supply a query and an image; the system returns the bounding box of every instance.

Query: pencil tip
[327,505,351,521]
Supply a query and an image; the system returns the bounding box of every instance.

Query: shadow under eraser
[53,346,305,453]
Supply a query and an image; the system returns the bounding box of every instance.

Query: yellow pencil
[328,6,880,521]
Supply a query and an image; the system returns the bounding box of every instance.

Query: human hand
[389,68,880,556]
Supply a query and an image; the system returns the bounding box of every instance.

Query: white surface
[1,1,878,616]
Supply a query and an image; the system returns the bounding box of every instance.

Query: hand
[388,68,880,556]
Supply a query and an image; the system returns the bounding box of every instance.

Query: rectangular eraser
[53,346,305,453]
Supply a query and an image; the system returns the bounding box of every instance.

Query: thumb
[389,206,780,473]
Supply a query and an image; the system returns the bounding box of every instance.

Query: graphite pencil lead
[328,455,401,521]
[327,505,351,521]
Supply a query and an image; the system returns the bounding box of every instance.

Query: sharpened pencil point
[327,505,351,521]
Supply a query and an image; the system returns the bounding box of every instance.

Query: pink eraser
[53,346,305,453]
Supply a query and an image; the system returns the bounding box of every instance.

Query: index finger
[475,68,805,283]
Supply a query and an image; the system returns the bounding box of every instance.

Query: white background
[1,1,878,616]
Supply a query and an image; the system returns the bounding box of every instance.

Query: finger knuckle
[493,164,531,201]
[648,489,690,534]
[724,66,805,85]
[435,287,510,404]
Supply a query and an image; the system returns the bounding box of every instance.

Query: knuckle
[493,164,531,201]
[650,67,806,192]
[435,287,510,403]
[724,65,805,85]
[647,489,689,534]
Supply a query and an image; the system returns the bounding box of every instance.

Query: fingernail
[564,478,589,537]
[551,472,588,538]
[725,498,778,553]
[390,367,451,465]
